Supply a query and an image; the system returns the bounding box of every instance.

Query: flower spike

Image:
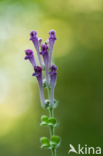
[24,30,60,156]
[24,49,37,67]
[30,31,44,68]
[48,30,57,68]
[49,65,57,107]
[32,66,45,107]
[40,44,50,87]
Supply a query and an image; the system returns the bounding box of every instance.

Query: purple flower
[32,66,45,107]
[30,31,43,68]
[24,49,36,67]
[49,65,57,107]
[40,44,50,86]
[48,30,57,68]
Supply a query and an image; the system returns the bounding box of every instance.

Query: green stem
[50,108,53,136]
[52,148,56,156]
[48,87,56,156]
[50,107,53,117]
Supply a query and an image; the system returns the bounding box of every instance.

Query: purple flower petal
[48,30,57,68]
[24,49,36,67]
[33,66,45,107]
[30,31,44,68]
[49,65,57,107]
[40,44,50,86]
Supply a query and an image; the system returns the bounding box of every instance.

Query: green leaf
[40,137,50,148]
[50,136,61,147]
[48,117,56,127]
[40,115,48,126]
[41,115,48,122]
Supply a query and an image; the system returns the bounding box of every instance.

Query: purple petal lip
[30,30,37,37]
[24,49,34,60]
[32,73,40,77]
[50,65,57,72]
[34,66,42,73]
[41,44,48,51]
[49,30,57,40]
[25,49,33,55]
[49,71,57,76]
[39,44,49,55]
[33,66,42,77]
[49,30,56,35]
[32,66,42,80]
[49,36,57,40]
[29,30,37,40]
[24,56,31,60]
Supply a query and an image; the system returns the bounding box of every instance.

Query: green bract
[53,99,58,108]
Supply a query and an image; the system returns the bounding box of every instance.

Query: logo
[68,144,101,154]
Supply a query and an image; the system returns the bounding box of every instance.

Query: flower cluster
[24,30,57,108]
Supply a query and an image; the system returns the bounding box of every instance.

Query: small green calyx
[44,99,58,109]
[43,79,51,88]
[43,79,46,88]
[44,100,50,109]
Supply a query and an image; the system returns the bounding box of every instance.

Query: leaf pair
[40,136,61,148]
[40,115,59,128]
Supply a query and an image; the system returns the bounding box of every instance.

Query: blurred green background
[0,0,103,155]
